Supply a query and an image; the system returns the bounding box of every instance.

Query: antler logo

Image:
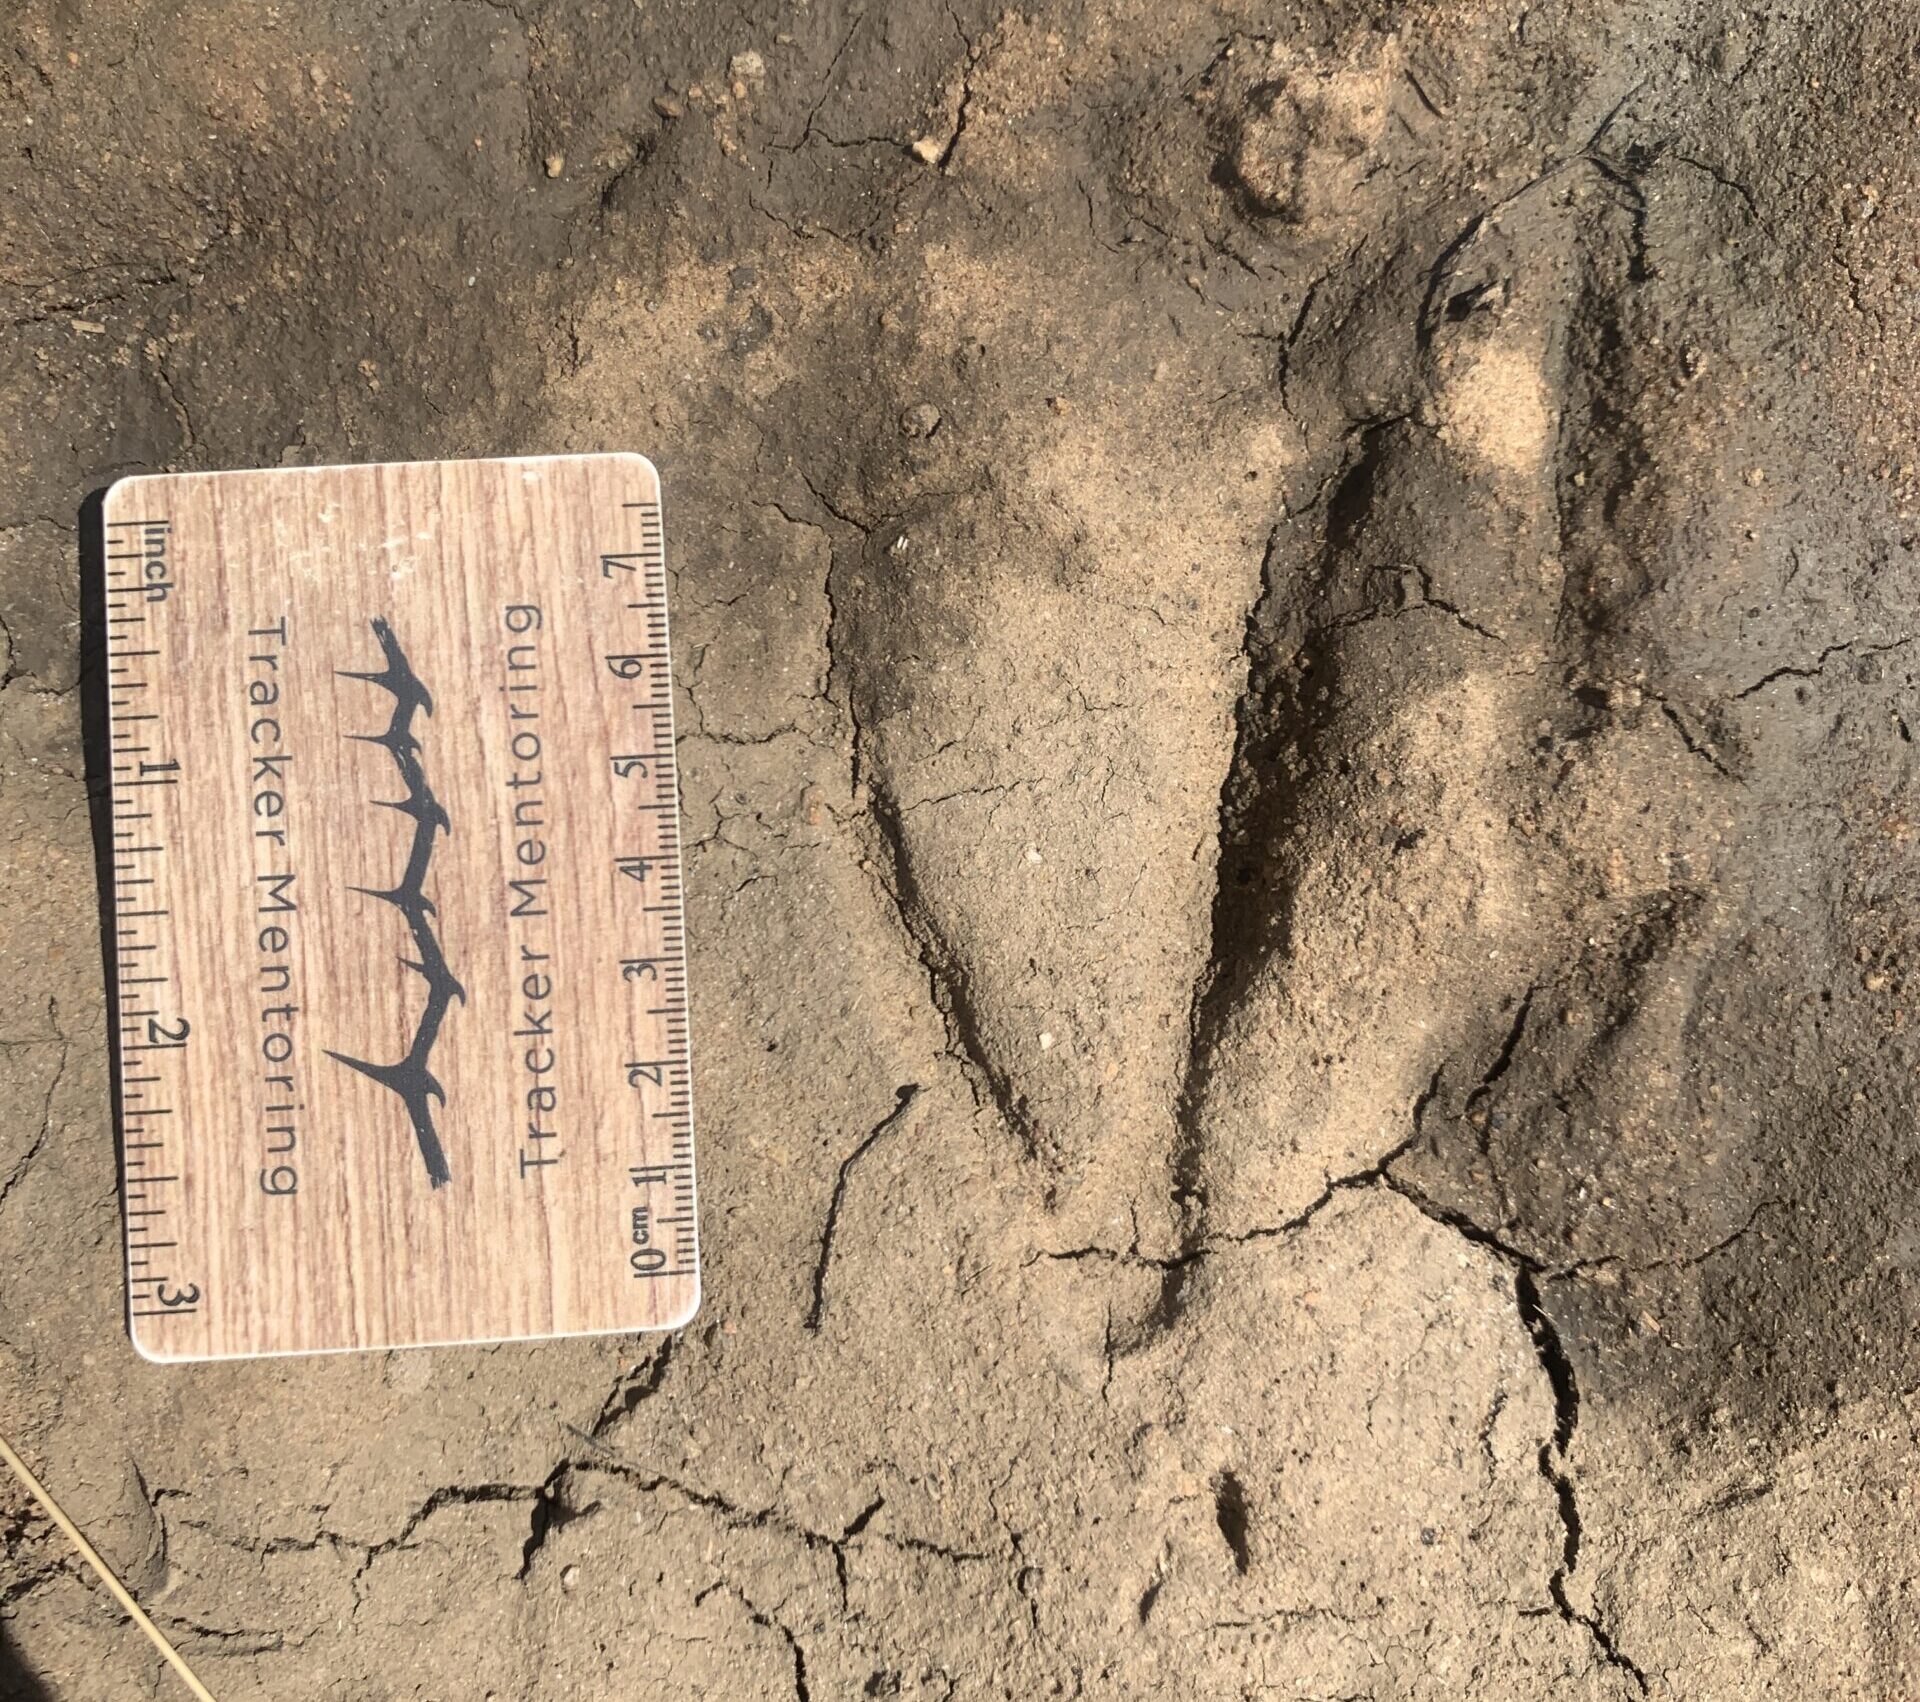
[327,618,464,1187]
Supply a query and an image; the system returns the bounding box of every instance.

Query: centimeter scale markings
[610,492,698,1281]
[102,456,698,1360]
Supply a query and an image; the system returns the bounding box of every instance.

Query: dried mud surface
[4,1,1920,1696]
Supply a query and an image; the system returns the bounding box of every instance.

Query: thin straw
[0,1431,216,1701]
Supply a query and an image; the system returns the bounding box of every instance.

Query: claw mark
[327,618,465,1187]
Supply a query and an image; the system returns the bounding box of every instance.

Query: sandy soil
[5,0,1920,1696]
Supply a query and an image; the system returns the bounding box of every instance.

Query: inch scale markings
[103,456,698,1359]
[103,516,203,1327]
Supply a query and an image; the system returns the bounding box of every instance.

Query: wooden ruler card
[100,455,698,1360]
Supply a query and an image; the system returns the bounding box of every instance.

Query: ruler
[100,455,698,1360]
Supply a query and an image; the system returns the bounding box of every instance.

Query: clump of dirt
[4,1,1920,1697]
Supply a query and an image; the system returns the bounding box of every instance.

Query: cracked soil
[5,0,1920,1696]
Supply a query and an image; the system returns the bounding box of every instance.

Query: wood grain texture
[101,455,698,1359]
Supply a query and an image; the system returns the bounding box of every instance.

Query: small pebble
[910,136,944,165]
[653,94,683,119]
[901,402,941,438]
[730,50,766,81]
[544,152,565,177]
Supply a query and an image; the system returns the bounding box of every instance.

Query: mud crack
[807,1084,921,1330]
[1386,1178,1648,1693]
